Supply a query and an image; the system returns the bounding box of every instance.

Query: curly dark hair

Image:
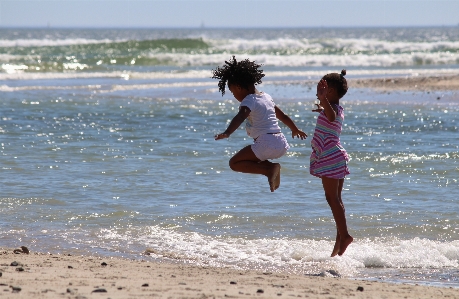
[211,56,265,95]
[322,69,348,99]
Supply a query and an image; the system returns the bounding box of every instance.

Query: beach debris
[101,262,107,266]
[67,288,77,294]
[357,286,364,292]
[305,269,341,278]
[10,286,22,293]
[91,288,107,293]
[144,248,157,255]
[230,281,237,285]
[256,289,264,293]
[142,283,149,287]
[13,246,29,254]
[15,267,24,272]
[68,265,73,269]
[10,261,19,267]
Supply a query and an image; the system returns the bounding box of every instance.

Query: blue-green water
[0,27,458,288]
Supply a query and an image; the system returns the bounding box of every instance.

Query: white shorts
[251,133,290,161]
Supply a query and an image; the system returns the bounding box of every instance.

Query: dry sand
[1,247,458,299]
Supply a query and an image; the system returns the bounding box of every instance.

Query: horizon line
[1,24,459,30]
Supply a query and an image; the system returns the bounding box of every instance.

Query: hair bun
[340,69,346,77]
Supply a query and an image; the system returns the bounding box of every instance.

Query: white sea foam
[207,37,459,54]
[0,54,23,61]
[1,63,29,73]
[95,226,459,277]
[145,52,459,68]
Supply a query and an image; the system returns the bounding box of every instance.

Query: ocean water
[0,27,458,288]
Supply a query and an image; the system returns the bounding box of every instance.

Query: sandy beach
[0,247,457,299]
[348,74,459,92]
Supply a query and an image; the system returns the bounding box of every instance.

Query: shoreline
[348,74,459,92]
[1,248,457,299]
[272,73,459,97]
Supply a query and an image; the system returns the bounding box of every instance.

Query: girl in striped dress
[311,70,353,257]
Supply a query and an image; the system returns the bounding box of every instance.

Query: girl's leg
[321,177,353,256]
[229,145,281,192]
[330,179,345,257]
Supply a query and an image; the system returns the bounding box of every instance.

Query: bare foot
[274,165,281,190]
[267,163,281,192]
[331,235,340,257]
[338,235,353,256]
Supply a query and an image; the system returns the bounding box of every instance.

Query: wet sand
[348,74,459,92]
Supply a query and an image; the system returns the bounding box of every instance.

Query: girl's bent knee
[228,159,237,171]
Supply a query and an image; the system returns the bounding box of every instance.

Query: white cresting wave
[2,36,459,54]
[143,52,459,67]
[207,37,459,53]
[97,226,459,277]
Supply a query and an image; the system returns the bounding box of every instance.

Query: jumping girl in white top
[213,56,307,192]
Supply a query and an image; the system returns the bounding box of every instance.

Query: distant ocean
[0,27,458,288]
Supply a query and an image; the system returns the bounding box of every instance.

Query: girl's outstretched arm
[275,106,307,140]
[215,106,251,140]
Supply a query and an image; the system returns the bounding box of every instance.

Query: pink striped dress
[310,104,350,179]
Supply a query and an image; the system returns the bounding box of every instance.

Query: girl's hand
[292,129,307,140]
[312,103,324,113]
[214,133,229,140]
[316,79,329,103]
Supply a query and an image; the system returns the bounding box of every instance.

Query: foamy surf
[74,226,459,280]
[0,68,457,83]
